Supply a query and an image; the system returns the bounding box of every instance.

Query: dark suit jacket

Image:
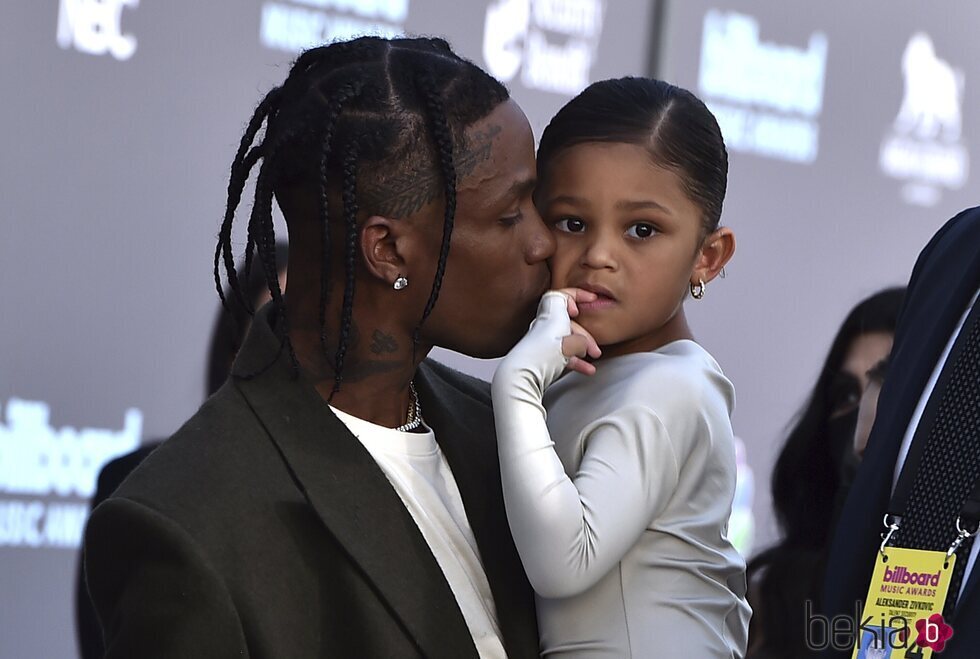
[83,307,539,658]
[822,206,980,657]
[78,443,160,659]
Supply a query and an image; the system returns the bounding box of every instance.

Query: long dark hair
[771,286,906,547]
[746,287,905,658]
[536,77,727,235]
[214,36,509,396]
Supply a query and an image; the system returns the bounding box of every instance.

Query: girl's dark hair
[536,77,728,235]
[214,36,508,396]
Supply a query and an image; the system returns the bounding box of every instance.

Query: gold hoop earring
[690,278,706,300]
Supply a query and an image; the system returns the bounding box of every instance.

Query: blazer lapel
[231,310,478,659]
[416,362,540,659]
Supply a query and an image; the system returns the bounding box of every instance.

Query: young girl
[492,77,751,657]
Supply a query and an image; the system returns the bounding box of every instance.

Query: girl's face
[538,142,705,356]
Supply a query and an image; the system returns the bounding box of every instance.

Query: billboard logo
[0,398,141,499]
[880,33,969,207]
[260,0,408,53]
[482,0,606,96]
[0,398,141,549]
[57,0,139,61]
[697,10,828,164]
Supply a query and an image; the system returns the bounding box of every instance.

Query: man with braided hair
[83,37,555,658]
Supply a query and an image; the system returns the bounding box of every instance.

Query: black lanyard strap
[886,294,980,523]
[960,477,980,532]
[887,469,980,530]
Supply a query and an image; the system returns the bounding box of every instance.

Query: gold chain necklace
[394,382,423,432]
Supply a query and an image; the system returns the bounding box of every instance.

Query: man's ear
[693,227,736,285]
[360,215,407,286]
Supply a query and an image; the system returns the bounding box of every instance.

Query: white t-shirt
[329,406,506,659]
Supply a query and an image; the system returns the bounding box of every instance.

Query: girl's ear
[692,227,735,285]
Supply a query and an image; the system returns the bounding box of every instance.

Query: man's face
[418,99,554,358]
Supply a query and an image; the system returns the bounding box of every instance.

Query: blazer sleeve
[84,497,249,658]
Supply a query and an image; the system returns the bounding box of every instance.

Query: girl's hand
[554,287,596,319]
[551,290,602,376]
[563,320,601,376]
[495,290,602,397]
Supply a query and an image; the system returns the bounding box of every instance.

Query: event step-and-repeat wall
[659,0,977,562]
[2,1,978,657]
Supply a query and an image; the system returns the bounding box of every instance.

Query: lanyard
[881,456,980,558]
[880,293,980,555]
[887,434,980,522]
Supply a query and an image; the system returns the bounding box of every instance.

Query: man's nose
[525,208,556,264]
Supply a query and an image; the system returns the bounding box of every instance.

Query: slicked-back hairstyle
[536,77,728,236]
[214,36,509,396]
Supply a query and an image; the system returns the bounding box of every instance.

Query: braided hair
[214,37,509,396]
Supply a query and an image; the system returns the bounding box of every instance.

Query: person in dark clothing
[822,207,980,658]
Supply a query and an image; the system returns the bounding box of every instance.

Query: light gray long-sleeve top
[492,293,751,658]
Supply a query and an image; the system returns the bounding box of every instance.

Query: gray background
[2,1,977,656]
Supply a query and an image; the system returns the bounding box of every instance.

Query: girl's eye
[555,217,585,233]
[626,223,657,239]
